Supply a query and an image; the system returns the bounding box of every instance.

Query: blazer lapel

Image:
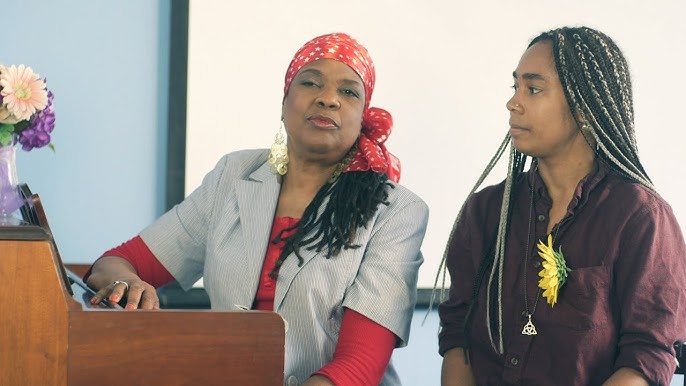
[235,162,280,302]
[273,196,330,311]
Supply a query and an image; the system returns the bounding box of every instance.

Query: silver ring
[113,280,129,292]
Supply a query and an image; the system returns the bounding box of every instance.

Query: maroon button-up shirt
[438,160,686,385]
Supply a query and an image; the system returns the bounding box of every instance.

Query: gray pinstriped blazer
[140,149,429,385]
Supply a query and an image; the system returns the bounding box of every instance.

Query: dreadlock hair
[431,26,655,354]
[269,170,393,279]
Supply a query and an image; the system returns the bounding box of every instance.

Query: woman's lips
[509,122,528,136]
[309,116,337,128]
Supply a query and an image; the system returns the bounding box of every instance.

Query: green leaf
[14,120,30,131]
[0,124,15,146]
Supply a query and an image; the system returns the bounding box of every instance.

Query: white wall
[186,0,686,289]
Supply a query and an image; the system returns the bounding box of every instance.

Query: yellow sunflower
[537,234,571,307]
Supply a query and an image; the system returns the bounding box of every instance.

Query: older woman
[86,33,429,385]
[438,26,686,385]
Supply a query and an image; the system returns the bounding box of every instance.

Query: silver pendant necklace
[522,180,540,336]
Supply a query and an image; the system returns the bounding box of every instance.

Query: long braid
[269,171,392,279]
[426,133,511,322]
[427,134,529,353]
[484,144,527,353]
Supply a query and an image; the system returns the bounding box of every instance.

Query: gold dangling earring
[268,121,289,175]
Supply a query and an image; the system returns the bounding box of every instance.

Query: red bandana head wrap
[283,32,400,183]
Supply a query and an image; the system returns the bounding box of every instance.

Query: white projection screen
[185,1,686,290]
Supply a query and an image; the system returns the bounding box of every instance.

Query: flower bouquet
[0,63,55,222]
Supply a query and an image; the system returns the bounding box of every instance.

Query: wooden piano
[0,186,285,386]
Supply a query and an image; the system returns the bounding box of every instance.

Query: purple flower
[19,90,55,151]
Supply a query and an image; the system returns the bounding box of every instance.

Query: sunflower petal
[536,235,571,308]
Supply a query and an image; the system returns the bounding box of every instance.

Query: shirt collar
[526,158,609,213]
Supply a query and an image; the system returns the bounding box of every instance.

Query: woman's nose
[506,97,521,112]
[316,87,340,109]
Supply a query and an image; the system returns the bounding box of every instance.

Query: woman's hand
[601,367,649,386]
[86,256,161,310]
[89,275,160,309]
[442,348,477,386]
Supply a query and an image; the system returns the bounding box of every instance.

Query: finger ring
[113,280,129,292]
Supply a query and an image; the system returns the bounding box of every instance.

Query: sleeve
[341,188,429,347]
[613,200,686,385]
[82,236,175,288]
[437,198,478,356]
[107,236,175,288]
[313,308,396,385]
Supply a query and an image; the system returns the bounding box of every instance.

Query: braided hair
[432,26,654,354]
[532,26,653,189]
[269,170,393,279]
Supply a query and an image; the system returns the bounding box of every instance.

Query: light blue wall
[5,0,169,262]
[394,308,442,385]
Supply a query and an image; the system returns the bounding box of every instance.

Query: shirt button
[287,375,299,386]
[510,357,519,366]
[520,310,527,319]
[532,259,542,268]
[537,214,546,222]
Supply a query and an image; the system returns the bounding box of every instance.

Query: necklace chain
[522,182,540,336]
[522,168,562,336]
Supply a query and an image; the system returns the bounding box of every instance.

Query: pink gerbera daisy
[0,64,48,122]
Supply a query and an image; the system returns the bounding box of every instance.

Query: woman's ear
[574,110,588,133]
[574,109,597,149]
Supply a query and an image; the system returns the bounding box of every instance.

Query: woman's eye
[341,89,359,98]
[529,87,542,94]
[300,80,319,87]
[511,84,518,91]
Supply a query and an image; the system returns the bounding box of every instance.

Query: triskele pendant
[522,314,538,335]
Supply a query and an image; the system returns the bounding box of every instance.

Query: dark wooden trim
[0,225,50,241]
[417,288,441,308]
[155,285,438,309]
[64,264,91,279]
[165,0,189,211]
[157,282,211,309]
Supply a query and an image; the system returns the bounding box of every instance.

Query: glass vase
[0,144,25,225]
